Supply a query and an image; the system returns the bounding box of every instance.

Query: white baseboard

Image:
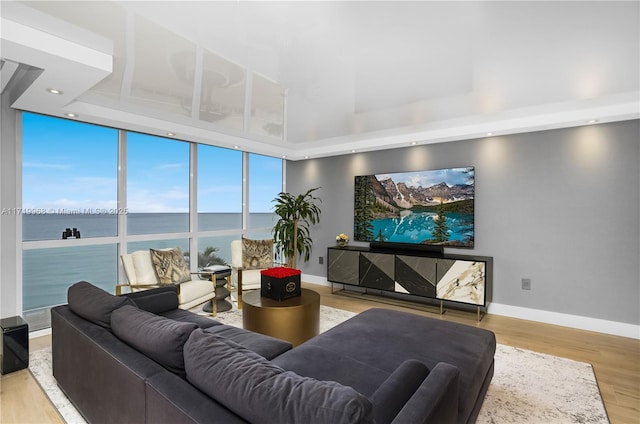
[302,274,331,286]
[30,328,51,339]
[488,303,640,340]
[303,274,640,340]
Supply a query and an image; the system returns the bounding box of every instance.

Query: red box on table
[260,267,301,300]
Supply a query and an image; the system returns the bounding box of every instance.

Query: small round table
[242,288,320,346]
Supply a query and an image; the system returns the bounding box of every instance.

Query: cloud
[23,162,72,171]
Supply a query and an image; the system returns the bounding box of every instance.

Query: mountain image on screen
[354,167,474,247]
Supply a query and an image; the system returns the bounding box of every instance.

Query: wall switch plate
[319,256,324,265]
[522,278,531,290]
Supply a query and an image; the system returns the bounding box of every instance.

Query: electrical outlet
[521,278,531,290]
[319,256,324,265]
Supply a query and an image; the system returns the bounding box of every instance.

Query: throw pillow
[241,237,273,270]
[111,304,197,378]
[67,281,135,329]
[149,247,191,285]
[184,329,373,424]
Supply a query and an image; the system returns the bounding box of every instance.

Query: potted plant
[272,187,322,269]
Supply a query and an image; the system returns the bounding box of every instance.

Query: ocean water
[22,213,276,312]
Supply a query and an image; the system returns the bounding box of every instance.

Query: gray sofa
[51,281,495,424]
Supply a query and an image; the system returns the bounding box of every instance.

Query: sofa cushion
[273,344,389,397]
[284,308,496,424]
[369,359,431,424]
[184,329,373,424]
[150,247,191,284]
[204,325,292,359]
[241,237,273,270]
[111,305,197,378]
[160,308,221,329]
[67,281,135,329]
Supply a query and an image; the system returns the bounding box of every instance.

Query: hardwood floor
[1,335,63,424]
[1,282,638,424]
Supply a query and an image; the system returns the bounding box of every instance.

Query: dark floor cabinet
[1,316,29,375]
[328,246,492,309]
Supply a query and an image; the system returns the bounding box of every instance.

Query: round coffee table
[242,288,320,346]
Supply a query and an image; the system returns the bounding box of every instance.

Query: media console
[327,245,492,319]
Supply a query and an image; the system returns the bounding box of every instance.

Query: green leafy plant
[272,187,322,269]
[184,246,227,268]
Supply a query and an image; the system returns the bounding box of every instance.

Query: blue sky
[22,113,281,213]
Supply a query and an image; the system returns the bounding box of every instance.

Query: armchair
[230,238,274,309]
[118,249,215,311]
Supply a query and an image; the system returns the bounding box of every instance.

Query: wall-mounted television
[354,167,475,248]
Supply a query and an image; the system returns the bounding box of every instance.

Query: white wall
[0,93,21,319]
[287,121,640,337]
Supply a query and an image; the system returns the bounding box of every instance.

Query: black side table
[1,316,29,375]
[199,266,233,315]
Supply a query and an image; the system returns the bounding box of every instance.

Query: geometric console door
[327,245,492,318]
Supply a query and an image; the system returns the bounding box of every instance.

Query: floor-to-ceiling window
[248,153,282,236]
[21,112,283,330]
[127,132,190,235]
[196,144,243,266]
[125,132,191,262]
[22,113,119,328]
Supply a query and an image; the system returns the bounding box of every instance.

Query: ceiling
[1,1,638,160]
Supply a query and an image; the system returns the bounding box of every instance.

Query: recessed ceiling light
[233,145,240,149]
[65,113,77,118]
[587,119,598,124]
[351,149,356,153]
[47,88,63,95]
[166,132,175,137]
[410,142,417,145]
[304,156,309,159]
[487,132,493,136]
[282,155,287,159]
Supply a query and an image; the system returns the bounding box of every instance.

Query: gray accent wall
[287,120,640,326]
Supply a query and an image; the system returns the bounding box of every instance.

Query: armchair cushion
[150,247,191,284]
[184,329,373,424]
[67,281,135,329]
[241,237,273,270]
[131,250,159,286]
[111,304,197,378]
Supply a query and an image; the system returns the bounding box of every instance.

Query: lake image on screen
[354,167,475,247]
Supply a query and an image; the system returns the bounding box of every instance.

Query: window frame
[20,112,283,328]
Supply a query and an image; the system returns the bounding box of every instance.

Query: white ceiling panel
[1,0,638,160]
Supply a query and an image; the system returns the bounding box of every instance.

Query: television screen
[354,167,475,247]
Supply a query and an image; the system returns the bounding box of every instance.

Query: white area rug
[30,306,608,424]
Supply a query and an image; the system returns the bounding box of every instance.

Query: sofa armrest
[124,285,180,314]
[390,362,459,424]
[369,359,430,424]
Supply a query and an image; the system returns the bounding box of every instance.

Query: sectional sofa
[51,281,495,424]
